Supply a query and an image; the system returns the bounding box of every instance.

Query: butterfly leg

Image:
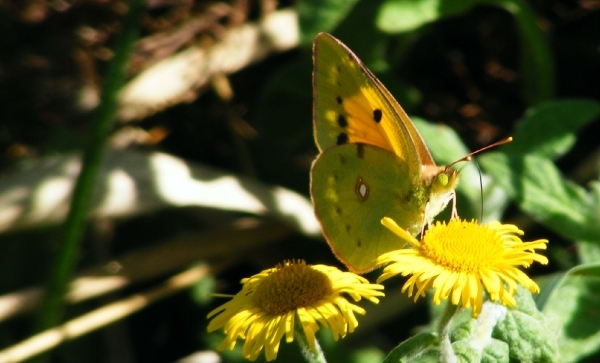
[422,189,458,235]
[421,202,431,237]
[449,190,458,219]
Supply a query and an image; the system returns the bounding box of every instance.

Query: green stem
[382,332,438,363]
[294,320,327,363]
[34,0,146,334]
[437,302,460,363]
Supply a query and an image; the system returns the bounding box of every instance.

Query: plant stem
[294,321,327,363]
[35,0,146,334]
[437,302,460,363]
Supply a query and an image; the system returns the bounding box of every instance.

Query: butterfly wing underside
[312,32,435,174]
[311,144,427,273]
[310,32,452,273]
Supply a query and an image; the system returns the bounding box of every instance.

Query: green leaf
[569,263,600,277]
[451,305,511,363]
[328,0,391,73]
[579,240,600,265]
[376,0,477,33]
[453,339,484,363]
[382,332,438,363]
[453,337,510,363]
[413,118,470,164]
[481,340,509,363]
[349,347,386,363]
[452,318,510,363]
[480,152,600,242]
[298,0,361,44]
[535,272,567,312]
[481,100,600,251]
[537,264,600,311]
[502,100,600,159]
[541,263,600,362]
[494,287,561,362]
[577,181,600,264]
[452,319,478,341]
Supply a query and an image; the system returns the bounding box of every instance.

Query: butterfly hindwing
[310,143,428,273]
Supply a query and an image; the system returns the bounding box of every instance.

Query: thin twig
[0,263,227,363]
[117,9,299,121]
[0,219,291,322]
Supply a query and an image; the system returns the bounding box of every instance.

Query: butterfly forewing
[313,32,426,176]
[368,75,436,168]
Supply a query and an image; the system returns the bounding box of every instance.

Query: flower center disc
[254,261,333,315]
[422,220,505,272]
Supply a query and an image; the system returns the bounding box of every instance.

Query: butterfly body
[310,33,458,273]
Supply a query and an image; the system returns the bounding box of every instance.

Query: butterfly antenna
[444,137,513,171]
[472,159,484,220]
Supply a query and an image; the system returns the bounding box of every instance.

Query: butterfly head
[432,167,459,195]
[420,167,460,225]
[431,136,513,195]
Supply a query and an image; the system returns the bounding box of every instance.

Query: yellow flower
[376,218,548,317]
[207,260,384,361]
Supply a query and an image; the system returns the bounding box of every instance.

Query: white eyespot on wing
[355,177,369,202]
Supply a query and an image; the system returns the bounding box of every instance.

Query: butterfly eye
[437,173,449,186]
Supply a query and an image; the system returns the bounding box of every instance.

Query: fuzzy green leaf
[494,287,561,362]
[542,263,600,362]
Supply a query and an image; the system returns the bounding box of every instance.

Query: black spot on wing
[336,132,348,145]
[345,225,351,232]
[399,192,411,204]
[356,144,365,159]
[357,239,362,248]
[373,109,382,123]
[337,114,348,128]
[336,96,343,105]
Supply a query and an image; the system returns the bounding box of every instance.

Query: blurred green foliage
[0,0,598,362]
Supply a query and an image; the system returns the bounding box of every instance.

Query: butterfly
[310,33,459,273]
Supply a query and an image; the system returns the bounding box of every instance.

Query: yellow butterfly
[310,33,459,273]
